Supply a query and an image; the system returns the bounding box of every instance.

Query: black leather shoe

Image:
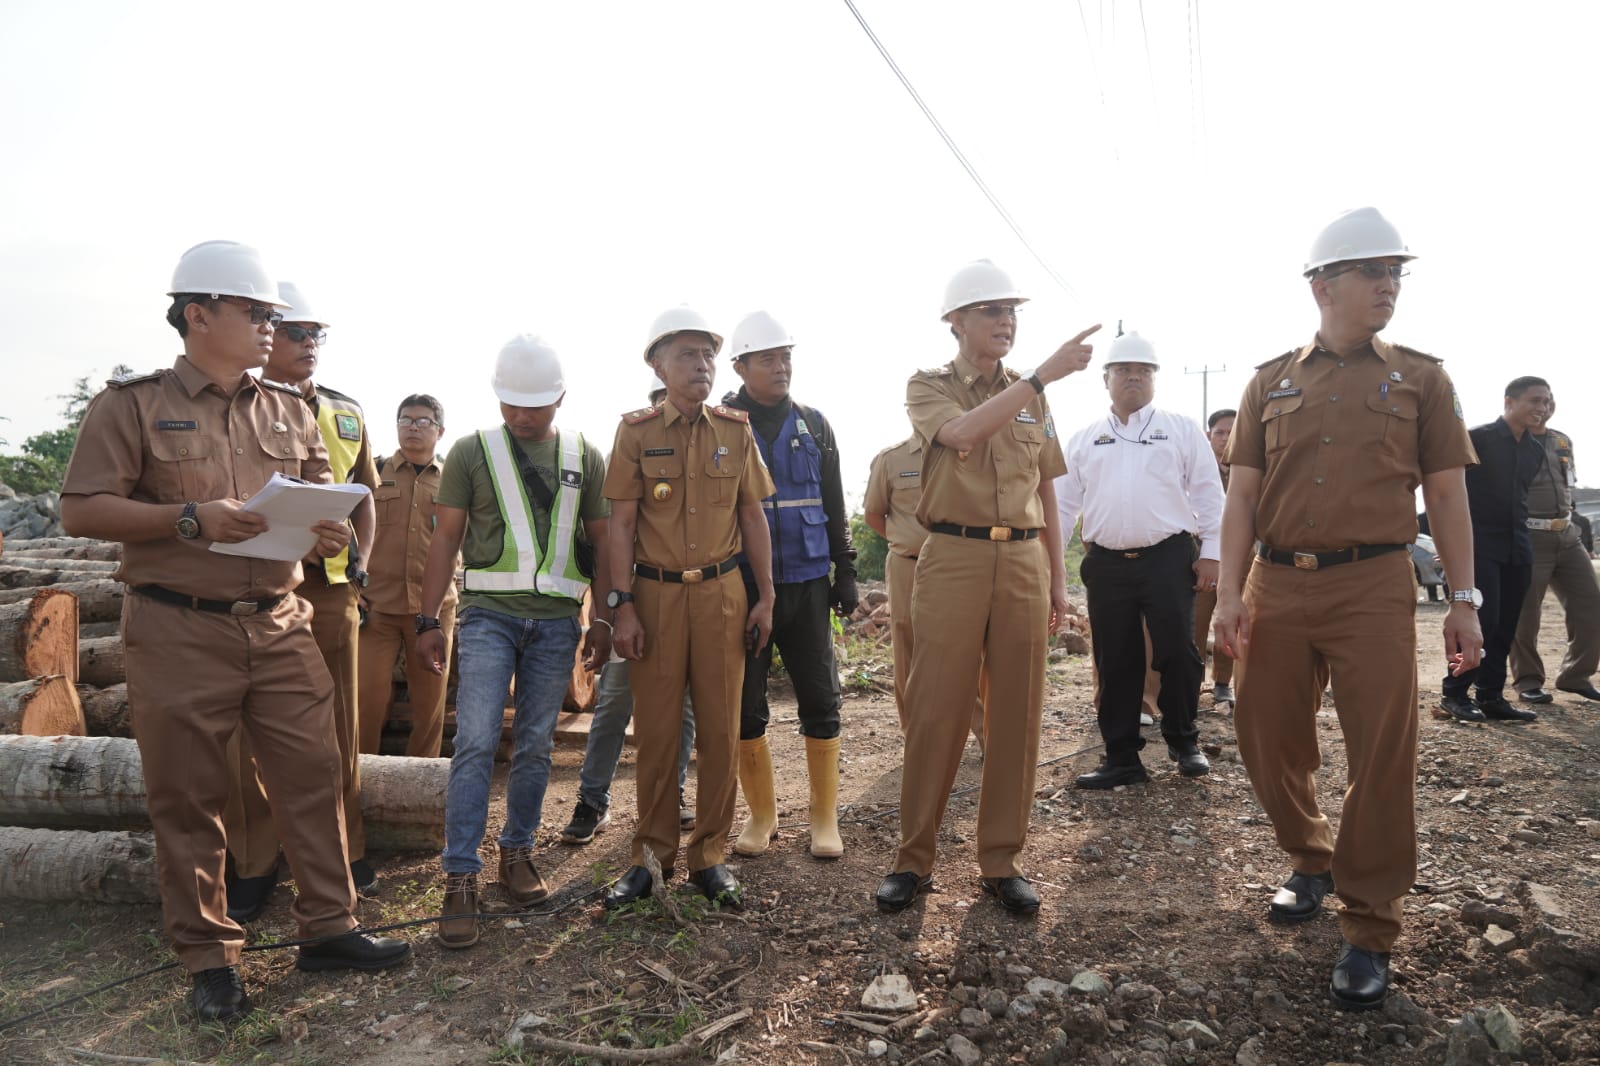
[1167,745,1211,777]
[875,871,933,913]
[603,865,656,910]
[1436,694,1486,723]
[192,965,251,1021]
[686,865,742,907]
[1557,683,1600,701]
[1477,695,1537,722]
[296,931,411,972]
[350,858,378,894]
[981,876,1040,915]
[1519,688,1554,705]
[1268,869,1334,924]
[1074,760,1149,789]
[225,870,277,924]
[1329,941,1390,1011]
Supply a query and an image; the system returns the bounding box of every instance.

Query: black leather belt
[1257,543,1407,572]
[1086,532,1192,559]
[634,557,739,584]
[136,584,288,616]
[928,523,1042,542]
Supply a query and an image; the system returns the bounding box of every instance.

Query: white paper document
[209,472,370,562]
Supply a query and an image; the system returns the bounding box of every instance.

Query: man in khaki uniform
[60,241,407,1021]
[602,306,776,910]
[875,260,1096,918]
[357,394,459,757]
[1192,409,1238,708]
[1213,208,1481,1011]
[225,281,382,915]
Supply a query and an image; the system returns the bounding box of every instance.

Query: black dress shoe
[225,870,277,924]
[1557,683,1600,701]
[1074,760,1149,789]
[350,858,378,894]
[686,865,742,907]
[1436,694,1486,723]
[1519,688,1554,705]
[981,876,1040,915]
[875,871,933,913]
[192,965,251,1021]
[1268,869,1334,924]
[1329,941,1390,1011]
[1477,695,1537,722]
[1167,745,1211,778]
[296,931,412,972]
[602,865,656,910]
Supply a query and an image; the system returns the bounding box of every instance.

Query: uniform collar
[1107,400,1155,426]
[661,401,707,427]
[1298,334,1392,364]
[389,449,440,473]
[952,352,1005,387]
[172,354,233,398]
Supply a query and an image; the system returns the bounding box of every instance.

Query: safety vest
[313,385,367,585]
[462,427,590,602]
[752,405,831,583]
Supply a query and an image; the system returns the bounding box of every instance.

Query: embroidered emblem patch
[1093,433,1115,446]
[1044,414,1056,439]
[1149,430,1169,441]
[560,469,581,488]
[1452,390,1464,420]
[335,413,361,441]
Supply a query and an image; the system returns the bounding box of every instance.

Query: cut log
[0,827,159,903]
[0,579,124,624]
[0,735,446,852]
[0,556,120,574]
[79,683,131,737]
[78,635,124,688]
[0,676,86,736]
[0,565,73,590]
[0,539,121,561]
[79,620,120,639]
[0,588,79,681]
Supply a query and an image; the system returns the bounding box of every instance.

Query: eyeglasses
[281,325,327,345]
[396,416,439,429]
[1323,261,1408,282]
[968,303,1021,319]
[218,296,284,327]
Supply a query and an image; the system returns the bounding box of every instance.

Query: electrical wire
[1075,0,1121,166]
[1137,0,1159,124]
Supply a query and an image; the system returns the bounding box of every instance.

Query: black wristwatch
[414,614,442,635]
[606,589,634,609]
[351,569,370,589]
[1026,372,1046,395]
[175,501,202,540]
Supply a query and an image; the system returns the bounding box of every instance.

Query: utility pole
[1185,364,1227,425]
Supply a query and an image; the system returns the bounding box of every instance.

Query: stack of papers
[209,472,370,562]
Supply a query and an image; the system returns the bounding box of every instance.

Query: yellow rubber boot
[732,736,778,857]
[805,736,843,859]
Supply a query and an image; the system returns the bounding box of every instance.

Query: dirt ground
[2,589,1598,1066]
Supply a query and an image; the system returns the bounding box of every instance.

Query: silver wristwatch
[1449,587,1484,609]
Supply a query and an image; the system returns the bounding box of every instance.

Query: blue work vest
[749,405,831,584]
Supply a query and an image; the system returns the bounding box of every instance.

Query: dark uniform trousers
[896,535,1048,879]
[1081,534,1204,758]
[887,550,984,739]
[1235,550,1416,953]
[227,569,365,875]
[357,603,457,757]
[126,592,357,972]
[1442,554,1531,699]
[628,569,747,873]
[1510,527,1600,691]
[739,574,841,740]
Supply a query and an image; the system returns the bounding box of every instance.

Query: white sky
[3,0,1597,505]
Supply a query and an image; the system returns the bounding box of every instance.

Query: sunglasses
[968,303,1020,319]
[218,296,284,327]
[396,416,439,429]
[1323,262,1408,282]
[281,324,327,345]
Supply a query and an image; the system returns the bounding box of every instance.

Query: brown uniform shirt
[61,356,331,600]
[905,354,1067,529]
[864,437,930,558]
[1525,428,1576,519]
[1227,335,1477,551]
[366,450,457,614]
[602,401,775,569]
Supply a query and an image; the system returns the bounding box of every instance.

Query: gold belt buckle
[680,568,705,584]
[230,600,261,616]
[1551,518,1570,532]
[1123,551,1141,560]
[1293,552,1319,571]
[989,526,1012,542]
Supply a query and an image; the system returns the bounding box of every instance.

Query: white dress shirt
[1053,403,1225,559]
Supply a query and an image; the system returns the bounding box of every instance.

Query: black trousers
[739,575,842,740]
[1442,553,1531,699]
[1081,533,1203,760]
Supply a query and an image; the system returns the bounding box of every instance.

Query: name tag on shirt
[644,447,674,457]
[1093,433,1115,446]
[1150,430,1169,441]
[157,420,197,431]
[1266,388,1302,400]
[898,470,919,479]
[1014,412,1038,425]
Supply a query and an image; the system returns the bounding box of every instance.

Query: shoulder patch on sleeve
[316,384,363,411]
[105,370,163,388]
[261,377,309,398]
[1253,349,1299,371]
[622,406,663,425]
[711,405,749,423]
[1392,343,1442,364]
[913,365,954,378]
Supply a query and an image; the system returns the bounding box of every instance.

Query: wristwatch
[1449,587,1484,609]
[350,569,370,588]
[1026,372,1046,395]
[175,501,201,540]
[606,589,634,609]
[414,614,442,635]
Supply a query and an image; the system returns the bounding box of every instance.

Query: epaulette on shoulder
[1391,343,1442,365]
[712,405,749,423]
[623,406,663,425]
[913,365,954,378]
[106,370,163,388]
[316,383,363,408]
[1254,349,1299,372]
[261,377,310,398]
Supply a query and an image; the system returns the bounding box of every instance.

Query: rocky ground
[1,590,1597,1066]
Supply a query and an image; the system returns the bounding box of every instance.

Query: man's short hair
[166,295,215,338]
[1505,376,1550,400]
[1208,408,1238,430]
[397,394,444,424]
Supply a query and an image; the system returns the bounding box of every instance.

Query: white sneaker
[1139,712,1155,726]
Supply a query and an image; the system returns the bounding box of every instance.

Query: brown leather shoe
[498,845,549,906]
[437,872,479,950]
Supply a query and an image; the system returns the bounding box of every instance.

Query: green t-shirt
[436,428,610,620]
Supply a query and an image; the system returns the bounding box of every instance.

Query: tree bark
[0,677,85,736]
[0,579,124,624]
[0,556,121,574]
[0,587,79,681]
[0,536,120,560]
[0,827,159,903]
[78,635,125,688]
[80,620,121,639]
[79,683,131,737]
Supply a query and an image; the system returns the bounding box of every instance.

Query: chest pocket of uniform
[374,484,404,526]
[259,432,311,478]
[1009,421,1045,455]
[1363,390,1419,458]
[148,433,216,502]
[705,453,742,507]
[1261,394,1305,454]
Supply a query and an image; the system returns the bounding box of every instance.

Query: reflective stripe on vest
[462,427,590,602]
[314,394,366,584]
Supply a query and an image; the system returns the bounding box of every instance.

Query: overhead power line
[840,0,1074,296]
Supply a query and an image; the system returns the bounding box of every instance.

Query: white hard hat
[1303,207,1416,276]
[492,334,565,407]
[643,305,723,363]
[1106,331,1159,367]
[274,281,330,328]
[728,310,795,361]
[940,259,1029,317]
[168,240,289,306]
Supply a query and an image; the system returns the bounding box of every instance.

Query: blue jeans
[577,658,694,812]
[442,606,581,874]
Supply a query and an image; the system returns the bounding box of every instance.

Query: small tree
[850,512,888,583]
[0,365,140,494]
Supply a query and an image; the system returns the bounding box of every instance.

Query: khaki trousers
[1234,550,1416,952]
[357,604,456,757]
[125,592,356,972]
[1509,528,1600,691]
[887,550,983,742]
[1192,589,1235,686]
[226,575,365,874]
[628,570,746,873]
[895,534,1049,879]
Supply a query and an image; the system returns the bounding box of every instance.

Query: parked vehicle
[1410,533,1446,600]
